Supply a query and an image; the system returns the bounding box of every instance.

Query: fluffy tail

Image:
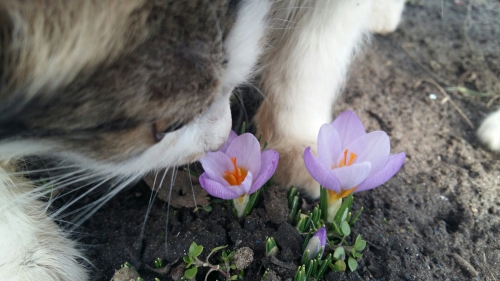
[0,160,88,281]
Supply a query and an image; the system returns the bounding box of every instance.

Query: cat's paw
[368,0,405,35]
[478,109,500,152]
[265,138,320,199]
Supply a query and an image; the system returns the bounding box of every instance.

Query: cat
[2,0,496,280]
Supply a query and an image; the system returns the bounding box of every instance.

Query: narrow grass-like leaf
[349,207,364,226]
[320,187,328,222]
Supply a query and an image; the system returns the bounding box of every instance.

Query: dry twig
[415,79,475,129]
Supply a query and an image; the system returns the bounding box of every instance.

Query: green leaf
[231,275,238,280]
[288,195,299,223]
[349,207,364,226]
[333,194,353,224]
[301,250,310,265]
[331,260,346,272]
[320,187,329,222]
[294,265,306,281]
[244,184,265,217]
[184,267,198,279]
[348,257,358,271]
[193,245,203,258]
[188,242,197,257]
[316,254,332,280]
[333,247,345,260]
[240,122,246,135]
[352,252,363,259]
[287,186,298,206]
[203,205,213,212]
[183,167,200,178]
[340,221,351,236]
[183,256,192,264]
[353,235,366,252]
[305,259,316,281]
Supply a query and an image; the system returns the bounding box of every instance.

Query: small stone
[234,247,254,270]
[110,267,140,281]
[470,207,478,214]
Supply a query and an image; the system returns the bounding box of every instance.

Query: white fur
[368,0,405,34]
[0,163,88,281]
[478,109,500,151]
[255,0,375,198]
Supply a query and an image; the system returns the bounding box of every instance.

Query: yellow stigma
[223,157,248,186]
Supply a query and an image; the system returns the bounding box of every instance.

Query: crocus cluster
[199,131,279,217]
[304,110,405,221]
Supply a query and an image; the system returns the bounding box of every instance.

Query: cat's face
[0,0,271,176]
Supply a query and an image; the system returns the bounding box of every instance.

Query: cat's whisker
[165,166,177,253]
[54,178,111,220]
[50,175,110,219]
[69,175,140,230]
[0,170,92,213]
[8,164,81,176]
[138,168,167,252]
[188,163,197,209]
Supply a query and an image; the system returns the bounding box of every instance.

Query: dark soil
[82,1,500,280]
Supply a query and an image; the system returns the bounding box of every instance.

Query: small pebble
[429,94,437,100]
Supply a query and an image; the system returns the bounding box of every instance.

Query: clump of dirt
[81,1,500,280]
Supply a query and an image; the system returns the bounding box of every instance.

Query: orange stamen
[337,149,357,168]
[223,157,248,186]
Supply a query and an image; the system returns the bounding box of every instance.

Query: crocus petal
[220,130,238,153]
[250,150,279,194]
[317,123,343,168]
[331,110,366,147]
[342,131,390,177]
[303,147,341,193]
[240,171,253,194]
[199,151,234,186]
[226,133,261,177]
[331,162,371,190]
[199,173,241,199]
[356,152,406,192]
[315,227,327,247]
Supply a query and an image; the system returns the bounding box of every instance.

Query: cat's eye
[153,120,186,142]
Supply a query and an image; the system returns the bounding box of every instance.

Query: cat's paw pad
[266,139,320,199]
[478,110,500,152]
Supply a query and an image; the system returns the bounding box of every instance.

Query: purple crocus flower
[303,227,327,262]
[199,131,279,217]
[303,110,405,219]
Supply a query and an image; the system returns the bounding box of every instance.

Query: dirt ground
[81,1,500,280]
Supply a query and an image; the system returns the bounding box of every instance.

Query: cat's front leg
[255,0,374,199]
[0,162,88,281]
